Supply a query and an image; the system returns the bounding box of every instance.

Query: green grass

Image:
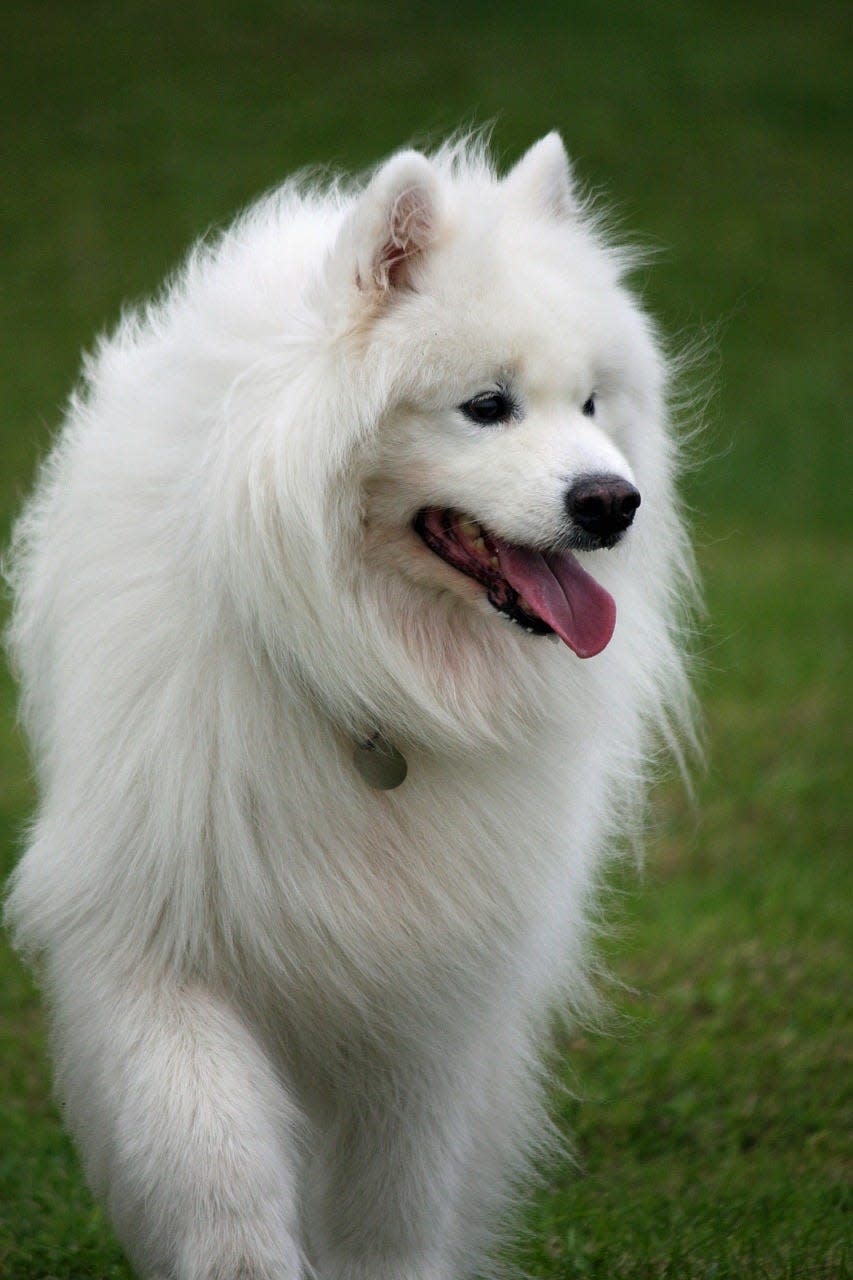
[0,2,850,1276]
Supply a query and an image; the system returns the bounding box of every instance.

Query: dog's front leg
[47,958,305,1279]
[304,1054,472,1280]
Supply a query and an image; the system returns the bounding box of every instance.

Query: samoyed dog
[6,134,695,1278]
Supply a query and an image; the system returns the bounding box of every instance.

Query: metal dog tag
[353,731,408,790]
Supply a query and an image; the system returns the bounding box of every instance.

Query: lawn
[0,2,849,1277]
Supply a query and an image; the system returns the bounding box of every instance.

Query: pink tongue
[495,541,616,658]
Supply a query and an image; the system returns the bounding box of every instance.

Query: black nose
[566,473,641,544]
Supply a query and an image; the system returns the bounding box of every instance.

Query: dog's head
[234,136,689,747]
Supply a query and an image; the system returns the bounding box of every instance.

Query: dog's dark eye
[460,391,514,426]
[582,395,596,418]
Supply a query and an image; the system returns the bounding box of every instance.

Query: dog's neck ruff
[353,730,409,790]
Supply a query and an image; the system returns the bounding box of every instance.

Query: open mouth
[413,508,617,658]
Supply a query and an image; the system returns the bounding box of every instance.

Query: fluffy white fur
[5,134,696,1279]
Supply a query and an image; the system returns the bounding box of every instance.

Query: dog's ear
[332,150,440,302]
[505,132,576,219]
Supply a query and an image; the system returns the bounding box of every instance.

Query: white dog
[6,134,695,1279]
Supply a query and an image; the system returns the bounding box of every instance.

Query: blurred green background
[0,2,849,1277]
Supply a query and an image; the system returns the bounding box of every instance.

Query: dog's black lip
[564,527,625,552]
[412,509,555,635]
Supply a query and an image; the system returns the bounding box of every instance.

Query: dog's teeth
[472,537,486,552]
[490,555,499,568]
[458,518,481,540]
